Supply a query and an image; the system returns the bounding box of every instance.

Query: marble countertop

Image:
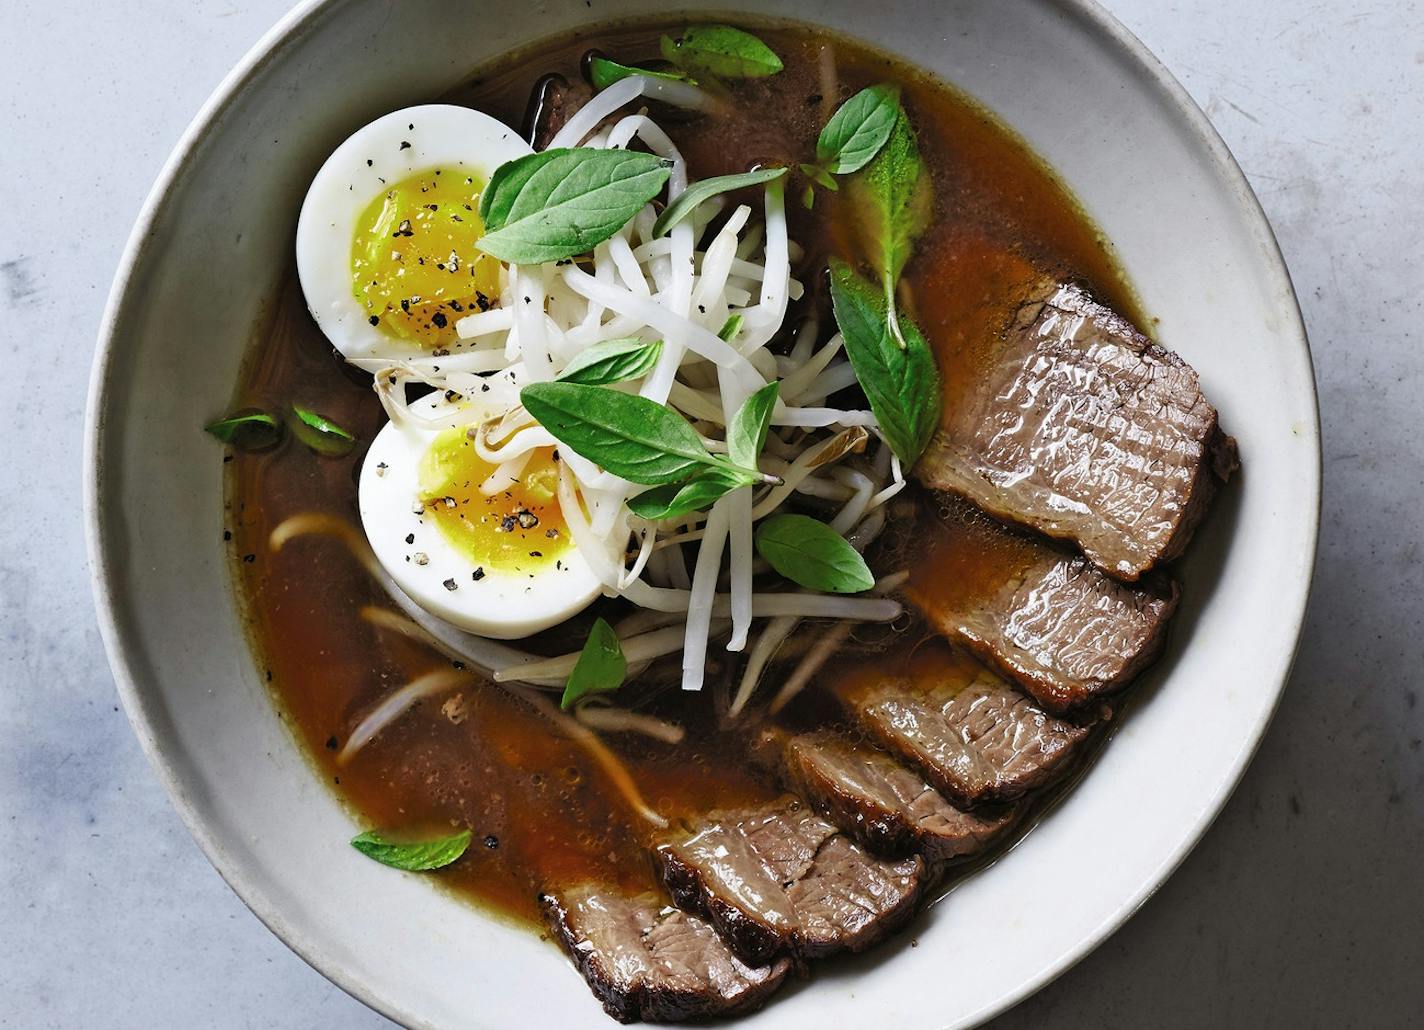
[3,0,1421,1026]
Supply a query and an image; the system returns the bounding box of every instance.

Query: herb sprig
[625,380,780,520]
[660,25,783,80]
[556,337,664,386]
[828,258,941,466]
[754,513,875,593]
[519,382,775,489]
[560,617,627,709]
[845,107,933,347]
[291,406,357,457]
[588,54,690,90]
[350,828,472,871]
[204,409,283,451]
[653,167,787,238]
[799,84,901,207]
[476,149,673,265]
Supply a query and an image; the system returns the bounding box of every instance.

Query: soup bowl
[85,0,1319,1026]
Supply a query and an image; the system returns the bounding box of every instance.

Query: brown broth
[226,19,1139,927]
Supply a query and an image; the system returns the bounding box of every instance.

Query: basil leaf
[588,55,689,90]
[476,149,673,265]
[627,468,748,521]
[561,617,627,709]
[521,381,724,485]
[290,406,356,457]
[797,163,838,191]
[817,83,901,175]
[828,258,942,466]
[660,25,783,79]
[204,408,283,451]
[717,314,744,342]
[652,167,787,237]
[845,107,933,345]
[350,828,472,871]
[558,338,663,385]
[726,380,779,470]
[754,514,875,594]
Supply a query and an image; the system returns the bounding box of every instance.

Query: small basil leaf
[627,468,748,521]
[652,166,787,237]
[290,406,356,457]
[717,314,744,342]
[660,25,783,79]
[816,83,901,175]
[588,54,690,90]
[558,338,663,385]
[204,409,283,451]
[754,514,875,594]
[845,106,932,345]
[521,382,721,485]
[726,380,779,471]
[560,617,627,709]
[476,149,673,265]
[350,828,472,871]
[828,258,942,466]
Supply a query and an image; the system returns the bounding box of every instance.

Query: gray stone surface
[1,0,1420,1026]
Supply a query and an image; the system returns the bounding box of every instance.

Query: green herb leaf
[660,25,783,79]
[626,468,748,521]
[828,258,942,466]
[754,514,875,594]
[817,83,901,175]
[717,314,744,342]
[476,149,672,265]
[350,828,472,871]
[845,107,933,345]
[204,408,283,451]
[726,381,780,470]
[560,617,627,709]
[588,54,690,90]
[521,382,724,485]
[290,406,356,457]
[557,338,664,385]
[652,167,787,238]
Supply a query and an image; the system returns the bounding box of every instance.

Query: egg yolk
[418,427,573,574]
[351,168,503,350]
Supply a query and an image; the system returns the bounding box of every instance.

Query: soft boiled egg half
[295,104,532,369]
[359,389,623,640]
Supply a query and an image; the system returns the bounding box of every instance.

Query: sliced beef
[524,73,593,150]
[917,279,1238,581]
[652,797,925,966]
[541,884,790,1024]
[902,499,1178,712]
[779,730,1019,865]
[836,656,1092,808]
[908,528,1178,713]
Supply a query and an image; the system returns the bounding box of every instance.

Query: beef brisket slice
[838,664,1092,807]
[653,797,925,966]
[917,279,1237,580]
[908,537,1178,712]
[782,731,1019,865]
[540,884,790,1024]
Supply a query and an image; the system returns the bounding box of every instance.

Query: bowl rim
[84,1,1321,1026]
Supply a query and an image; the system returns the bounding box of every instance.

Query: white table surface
[3,1,1421,1026]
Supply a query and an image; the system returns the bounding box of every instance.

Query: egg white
[295,104,532,370]
[359,391,617,640]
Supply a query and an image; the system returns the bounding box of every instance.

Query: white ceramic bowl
[85,1,1320,1027]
